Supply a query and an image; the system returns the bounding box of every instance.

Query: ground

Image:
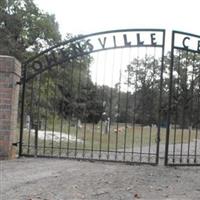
[1,158,200,200]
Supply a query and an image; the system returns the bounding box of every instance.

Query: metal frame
[19,29,166,165]
[165,30,200,166]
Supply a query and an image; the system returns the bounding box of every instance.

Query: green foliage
[0,0,61,61]
[126,56,161,125]
[165,51,200,128]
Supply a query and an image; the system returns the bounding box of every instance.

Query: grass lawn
[17,119,200,157]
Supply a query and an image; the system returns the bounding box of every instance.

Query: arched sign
[23,29,165,82]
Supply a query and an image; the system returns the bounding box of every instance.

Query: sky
[33,0,200,88]
[34,0,200,38]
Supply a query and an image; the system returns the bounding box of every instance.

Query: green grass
[17,119,200,157]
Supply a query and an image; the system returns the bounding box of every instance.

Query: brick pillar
[0,56,21,160]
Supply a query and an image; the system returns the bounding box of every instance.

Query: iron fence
[165,31,200,166]
[19,29,165,165]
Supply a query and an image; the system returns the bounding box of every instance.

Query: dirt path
[1,158,200,200]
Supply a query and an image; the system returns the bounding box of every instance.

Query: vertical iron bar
[172,123,177,164]
[172,50,181,163]
[99,90,104,158]
[180,51,188,163]
[148,126,152,162]
[89,74,95,160]
[107,87,113,160]
[140,51,148,163]
[187,53,195,163]
[67,62,74,157]
[131,51,139,161]
[140,125,143,162]
[165,31,175,166]
[187,127,191,164]
[194,126,198,163]
[156,30,165,164]
[194,64,200,163]
[36,74,42,155]
[82,61,91,158]
[180,127,184,163]
[91,121,95,159]
[123,94,128,161]
[67,119,71,157]
[75,61,82,158]
[131,91,136,162]
[34,125,38,157]
[93,53,99,159]
[99,103,103,159]
[82,120,87,158]
[43,73,50,155]
[27,80,34,155]
[148,56,154,163]
[59,66,67,157]
[19,66,27,157]
[99,98,104,159]
[107,50,115,160]
[59,113,64,157]
[115,49,123,160]
[51,66,59,156]
[90,108,95,159]
[123,48,132,162]
[83,61,91,159]
[99,51,107,159]
[123,66,130,161]
[74,121,79,157]
[115,69,122,160]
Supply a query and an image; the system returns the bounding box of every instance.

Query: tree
[0,0,61,61]
[166,51,200,128]
[126,55,162,126]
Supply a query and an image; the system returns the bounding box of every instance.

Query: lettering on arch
[173,31,200,53]
[23,29,165,82]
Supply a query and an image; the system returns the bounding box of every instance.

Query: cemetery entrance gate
[18,29,200,166]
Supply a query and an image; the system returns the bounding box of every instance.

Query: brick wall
[0,56,21,159]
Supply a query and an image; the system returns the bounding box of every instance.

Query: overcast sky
[33,0,200,87]
[34,0,200,38]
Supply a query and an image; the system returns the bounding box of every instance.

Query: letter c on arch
[182,37,190,49]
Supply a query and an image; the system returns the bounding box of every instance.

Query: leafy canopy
[0,0,61,61]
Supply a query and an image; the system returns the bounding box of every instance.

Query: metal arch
[21,28,165,83]
[23,28,165,65]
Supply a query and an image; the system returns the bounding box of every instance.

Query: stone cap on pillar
[0,55,21,77]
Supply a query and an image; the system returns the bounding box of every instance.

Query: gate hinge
[16,81,21,85]
[12,142,21,146]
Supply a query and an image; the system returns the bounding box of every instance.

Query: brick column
[0,56,21,160]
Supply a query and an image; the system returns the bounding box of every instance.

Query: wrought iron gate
[19,29,165,165]
[165,31,200,166]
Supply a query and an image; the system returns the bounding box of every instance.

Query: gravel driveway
[1,158,200,200]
